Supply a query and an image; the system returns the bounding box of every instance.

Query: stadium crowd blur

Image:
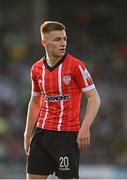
[0,0,127,171]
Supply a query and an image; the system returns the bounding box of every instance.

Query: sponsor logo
[63,75,71,85]
[44,95,70,102]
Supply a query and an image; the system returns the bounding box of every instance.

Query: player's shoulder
[31,57,44,70]
[67,54,86,67]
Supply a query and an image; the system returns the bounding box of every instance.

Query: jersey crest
[63,75,71,85]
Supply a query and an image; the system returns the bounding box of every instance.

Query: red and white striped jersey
[31,54,95,131]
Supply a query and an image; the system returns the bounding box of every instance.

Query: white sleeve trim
[81,84,95,92]
[31,91,41,96]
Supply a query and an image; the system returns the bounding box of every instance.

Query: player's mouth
[59,48,66,52]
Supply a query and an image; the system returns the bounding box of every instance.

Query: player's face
[43,30,67,58]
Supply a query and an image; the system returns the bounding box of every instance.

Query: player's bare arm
[77,88,100,150]
[24,95,42,155]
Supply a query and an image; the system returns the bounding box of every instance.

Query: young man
[24,21,100,179]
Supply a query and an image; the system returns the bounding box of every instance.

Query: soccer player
[24,21,100,179]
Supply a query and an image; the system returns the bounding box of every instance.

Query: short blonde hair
[40,21,65,40]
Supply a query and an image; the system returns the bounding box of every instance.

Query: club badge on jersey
[63,75,71,85]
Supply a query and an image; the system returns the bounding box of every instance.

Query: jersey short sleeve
[74,60,95,92]
[31,65,41,96]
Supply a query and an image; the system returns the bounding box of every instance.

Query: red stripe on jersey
[31,54,95,131]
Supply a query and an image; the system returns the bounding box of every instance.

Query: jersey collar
[43,54,67,72]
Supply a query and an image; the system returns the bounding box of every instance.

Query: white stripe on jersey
[42,64,48,129]
[57,64,64,131]
[79,65,88,86]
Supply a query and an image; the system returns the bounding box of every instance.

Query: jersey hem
[36,124,79,132]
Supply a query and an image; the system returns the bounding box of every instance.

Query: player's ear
[41,40,47,47]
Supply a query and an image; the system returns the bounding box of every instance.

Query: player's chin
[58,51,66,57]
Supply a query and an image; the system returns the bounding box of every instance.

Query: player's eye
[54,37,61,41]
[64,37,67,41]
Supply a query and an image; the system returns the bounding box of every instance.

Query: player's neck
[46,54,62,67]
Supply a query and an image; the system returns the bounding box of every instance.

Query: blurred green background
[0,0,127,178]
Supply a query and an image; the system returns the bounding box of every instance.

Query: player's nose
[61,40,66,47]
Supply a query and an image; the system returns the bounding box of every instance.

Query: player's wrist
[81,123,91,130]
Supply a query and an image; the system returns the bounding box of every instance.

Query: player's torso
[35,54,81,131]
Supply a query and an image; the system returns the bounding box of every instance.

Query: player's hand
[76,127,90,150]
[24,134,31,156]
